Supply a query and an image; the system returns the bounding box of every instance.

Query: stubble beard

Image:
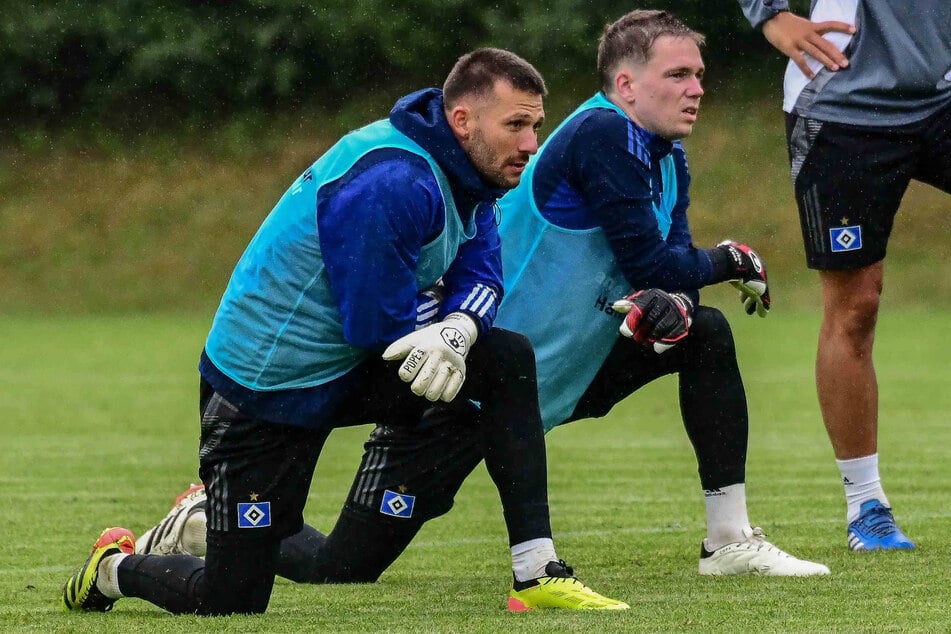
[466,128,512,190]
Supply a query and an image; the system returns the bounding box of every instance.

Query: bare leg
[817,262,916,549]
[816,262,883,459]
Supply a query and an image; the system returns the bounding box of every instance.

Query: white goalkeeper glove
[382,312,478,403]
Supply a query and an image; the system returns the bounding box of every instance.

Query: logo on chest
[592,272,628,321]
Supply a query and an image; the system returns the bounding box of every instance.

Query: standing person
[738,0,951,551]
[61,48,628,616]
[139,10,830,601]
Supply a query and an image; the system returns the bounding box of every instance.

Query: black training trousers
[276,305,749,584]
[117,328,551,614]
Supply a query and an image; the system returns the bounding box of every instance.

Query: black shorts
[196,353,435,541]
[197,379,333,540]
[342,408,483,524]
[785,103,951,270]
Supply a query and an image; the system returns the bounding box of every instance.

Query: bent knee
[821,267,882,335]
[475,328,537,374]
[482,328,534,358]
[689,306,736,352]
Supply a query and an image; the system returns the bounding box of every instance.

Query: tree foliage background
[2,0,799,130]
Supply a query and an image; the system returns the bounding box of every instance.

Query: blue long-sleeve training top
[200,88,505,428]
[529,99,716,304]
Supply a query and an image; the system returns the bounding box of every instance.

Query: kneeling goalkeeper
[61,48,626,616]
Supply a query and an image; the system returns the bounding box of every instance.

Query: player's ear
[448,104,473,140]
[614,69,637,103]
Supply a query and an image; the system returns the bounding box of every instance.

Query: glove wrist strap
[444,312,479,345]
[670,292,696,315]
[704,246,737,284]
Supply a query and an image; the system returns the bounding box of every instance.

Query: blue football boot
[847,500,916,551]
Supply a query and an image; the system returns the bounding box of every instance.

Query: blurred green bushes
[2,0,790,131]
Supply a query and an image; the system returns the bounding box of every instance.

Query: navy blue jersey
[529,93,714,301]
[201,89,504,428]
[496,93,716,429]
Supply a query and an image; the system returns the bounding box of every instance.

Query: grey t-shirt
[739,0,951,126]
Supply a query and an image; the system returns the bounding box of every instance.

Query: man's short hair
[597,10,705,93]
[443,48,547,108]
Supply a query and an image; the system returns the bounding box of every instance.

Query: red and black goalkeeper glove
[612,289,694,353]
[710,240,770,317]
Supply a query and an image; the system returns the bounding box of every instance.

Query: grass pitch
[1,309,948,633]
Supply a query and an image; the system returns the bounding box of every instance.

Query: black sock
[117,554,206,614]
[276,512,421,583]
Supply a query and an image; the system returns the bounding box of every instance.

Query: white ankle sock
[97,553,128,599]
[511,537,557,582]
[703,483,751,551]
[837,453,888,522]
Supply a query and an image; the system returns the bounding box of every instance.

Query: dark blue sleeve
[316,149,444,352]
[572,113,714,293]
[440,202,503,334]
[665,143,703,306]
[666,144,694,250]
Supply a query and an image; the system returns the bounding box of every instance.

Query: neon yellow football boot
[507,560,629,611]
[63,527,135,611]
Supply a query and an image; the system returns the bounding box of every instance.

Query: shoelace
[744,528,789,557]
[856,506,898,538]
[539,560,579,585]
[553,559,575,577]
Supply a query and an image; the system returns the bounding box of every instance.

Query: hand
[716,240,770,317]
[612,289,693,354]
[382,312,477,402]
[761,11,855,78]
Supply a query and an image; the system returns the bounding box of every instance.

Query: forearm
[605,226,714,292]
[439,208,504,334]
[737,0,790,29]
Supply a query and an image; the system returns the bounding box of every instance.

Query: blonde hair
[597,10,705,93]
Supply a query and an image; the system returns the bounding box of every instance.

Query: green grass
[1,311,949,633]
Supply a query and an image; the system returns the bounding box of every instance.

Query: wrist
[760,9,789,29]
[670,292,696,316]
[444,312,479,344]
[704,246,736,284]
[756,1,791,30]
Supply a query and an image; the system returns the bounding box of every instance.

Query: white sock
[97,553,128,599]
[703,483,751,551]
[511,537,557,582]
[837,453,888,523]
